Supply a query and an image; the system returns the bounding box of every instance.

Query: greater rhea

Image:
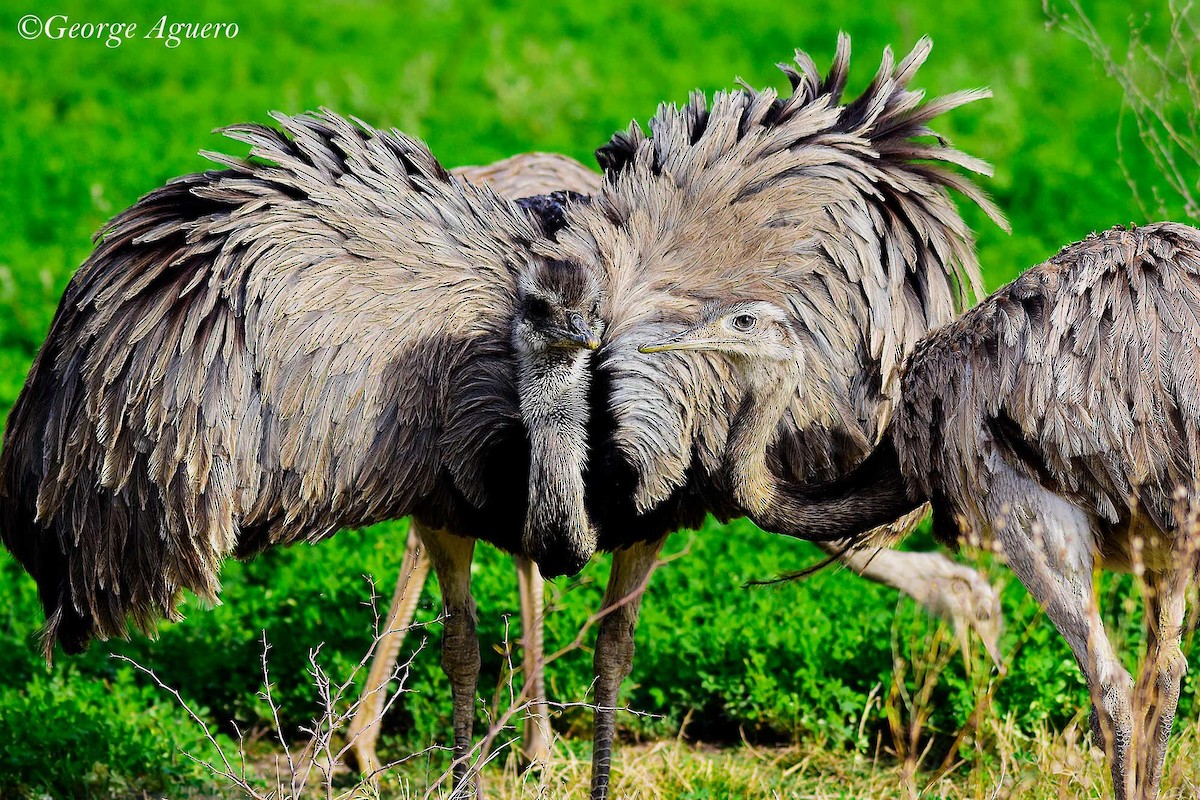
[0,112,603,796]
[355,134,1009,778]
[643,222,1200,800]
[539,35,1008,798]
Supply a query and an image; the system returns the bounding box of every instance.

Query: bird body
[354,129,1009,786]
[850,222,1200,799]
[894,222,1200,565]
[0,111,602,658]
[561,36,1006,550]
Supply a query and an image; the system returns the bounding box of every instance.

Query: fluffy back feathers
[895,222,1200,537]
[558,35,1006,515]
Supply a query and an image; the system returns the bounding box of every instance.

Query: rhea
[539,33,1008,799]
[348,44,1023,798]
[642,223,1200,800]
[0,110,602,796]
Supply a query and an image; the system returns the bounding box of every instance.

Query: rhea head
[513,258,604,358]
[513,257,604,578]
[636,298,805,432]
[639,300,800,366]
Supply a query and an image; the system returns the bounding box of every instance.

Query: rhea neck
[516,341,597,577]
[725,355,922,542]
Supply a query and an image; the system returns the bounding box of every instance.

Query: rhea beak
[557,312,601,350]
[638,325,727,353]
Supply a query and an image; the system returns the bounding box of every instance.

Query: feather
[895,222,1200,537]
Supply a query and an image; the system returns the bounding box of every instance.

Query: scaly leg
[590,539,664,800]
[423,527,481,799]
[1136,560,1192,799]
[515,554,552,768]
[345,524,433,774]
[987,477,1135,799]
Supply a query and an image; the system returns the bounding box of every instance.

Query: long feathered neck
[726,363,923,541]
[517,347,597,576]
[725,359,806,512]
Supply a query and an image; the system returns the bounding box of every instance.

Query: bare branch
[1047,0,1200,221]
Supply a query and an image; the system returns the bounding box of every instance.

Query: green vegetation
[0,0,1196,797]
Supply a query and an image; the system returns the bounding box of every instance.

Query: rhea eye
[527,298,551,319]
[731,314,757,332]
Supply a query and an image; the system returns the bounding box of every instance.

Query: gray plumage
[659,222,1200,800]
[456,151,600,203]
[352,128,1011,782]
[894,227,1200,800]
[894,223,1200,547]
[562,34,1007,532]
[544,35,1007,799]
[0,111,603,657]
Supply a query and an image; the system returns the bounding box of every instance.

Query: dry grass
[299,720,1200,800]
[127,517,1200,799]
[125,534,1200,799]
[146,580,1200,800]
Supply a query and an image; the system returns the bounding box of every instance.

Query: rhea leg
[988,482,1135,799]
[345,524,433,774]
[590,539,664,800]
[820,516,1002,664]
[423,527,481,798]
[1135,562,1191,798]
[515,554,552,767]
